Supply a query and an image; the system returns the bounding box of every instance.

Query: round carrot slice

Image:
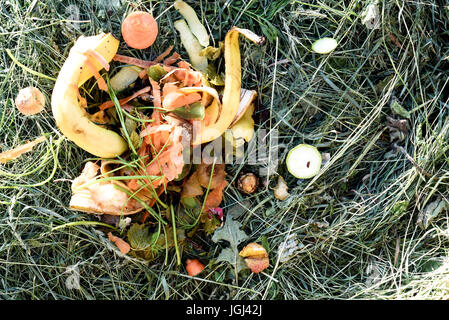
[121,11,158,49]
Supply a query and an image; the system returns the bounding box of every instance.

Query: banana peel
[192,27,264,145]
[51,33,128,158]
[231,102,255,143]
[230,88,257,127]
[223,102,255,158]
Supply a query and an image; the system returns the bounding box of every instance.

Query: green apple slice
[311,37,337,54]
[286,144,322,179]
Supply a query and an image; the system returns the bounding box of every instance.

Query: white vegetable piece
[174,19,208,72]
[110,66,142,92]
[286,144,322,179]
[311,37,338,54]
[174,0,210,47]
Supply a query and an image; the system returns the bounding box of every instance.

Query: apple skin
[286,144,322,179]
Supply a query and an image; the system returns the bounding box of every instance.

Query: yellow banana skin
[193,27,264,145]
[51,33,128,158]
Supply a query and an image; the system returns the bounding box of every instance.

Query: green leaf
[127,224,156,250]
[265,0,290,20]
[215,247,247,274]
[260,22,278,42]
[212,215,249,272]
[212,215,248,247]
[199,42,224,60]
[390,200,409,215]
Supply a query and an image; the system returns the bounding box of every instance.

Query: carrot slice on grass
[121,11,158,49]
[185,258,205,277]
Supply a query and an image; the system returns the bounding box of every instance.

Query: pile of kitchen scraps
[46,1,266,272]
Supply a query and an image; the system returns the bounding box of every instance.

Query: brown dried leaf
[181,171,203,198]
[197,163,226,189]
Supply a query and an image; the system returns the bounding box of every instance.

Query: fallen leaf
[215,247,248,273]
[212,215,249,273]
[127,223,156,250]
[204,180,227,211]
